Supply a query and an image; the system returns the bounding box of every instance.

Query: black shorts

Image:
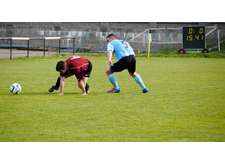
[82,61,92,78]
[110,55,136,74]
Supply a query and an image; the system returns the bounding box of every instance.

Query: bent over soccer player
[48,55,92,96]
[105,33,149,93]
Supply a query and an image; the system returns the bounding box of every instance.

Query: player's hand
[59,93,64,96]
[108,60,112,65]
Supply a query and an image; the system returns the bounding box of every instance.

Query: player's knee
[106,70,111,75]
[129,71,136,77]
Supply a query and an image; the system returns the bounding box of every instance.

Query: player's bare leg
[78,79,87,95]
[83,77,90,94]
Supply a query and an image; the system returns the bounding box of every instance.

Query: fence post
[43,38,46,56]
[73,38,75,55]
[217,29,221,52]
[58,38,61,54]
[27,39,30,58]
[10,39,12,60]
[147,31,152,58]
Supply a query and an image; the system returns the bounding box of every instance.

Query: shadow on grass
[22,91,82,96]
[0,91,107,97]
[0,91,79,96]
[0,92,49,96]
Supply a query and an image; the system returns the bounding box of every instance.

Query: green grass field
[0,54,225,141]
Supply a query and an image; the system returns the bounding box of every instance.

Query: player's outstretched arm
[106,51,113,74]
[59,76,65,96]
[107,51,113,65]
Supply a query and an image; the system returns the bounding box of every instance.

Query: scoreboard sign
[183,26,205,49]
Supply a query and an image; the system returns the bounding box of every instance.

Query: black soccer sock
[54,77,60,90]
[85,83,89,93]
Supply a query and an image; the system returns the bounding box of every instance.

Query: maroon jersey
[62,56,90,79]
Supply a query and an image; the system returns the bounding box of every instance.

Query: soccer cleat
[142,88,149,93]
[81,92,87,96]
[106,88,120,93]
[48,86,58,93]
[85,83,90,94]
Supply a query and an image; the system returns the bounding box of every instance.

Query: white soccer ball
[9,83,22,94]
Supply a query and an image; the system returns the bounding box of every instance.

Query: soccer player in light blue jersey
[105,33,149,93]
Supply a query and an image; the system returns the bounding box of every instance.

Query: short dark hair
[106,33,116,39]
[56,61,65,71]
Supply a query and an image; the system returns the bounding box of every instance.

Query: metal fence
[0,37,77,59]
[1,27,224,59]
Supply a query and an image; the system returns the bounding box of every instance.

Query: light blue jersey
[122,40,135,55]
[107,39,135,61]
